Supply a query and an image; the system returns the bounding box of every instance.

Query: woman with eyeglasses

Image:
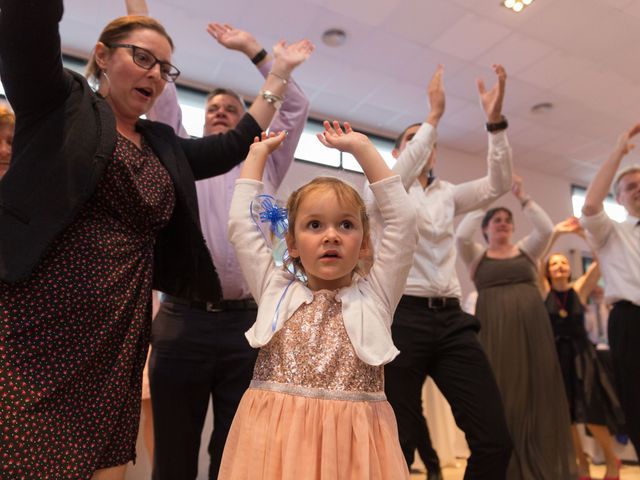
[0,1,311,478]
[0,102,13,178]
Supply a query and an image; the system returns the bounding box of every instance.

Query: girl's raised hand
[249,130,287,156]
[241,131,287,181]
[318,121,392,182]
[316,120,371,155]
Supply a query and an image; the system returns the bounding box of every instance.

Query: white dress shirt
[581,210,640,306]
[228,176,418,366]
[366,122,513,299]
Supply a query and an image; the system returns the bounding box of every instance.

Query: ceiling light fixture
[530,102,554,114]
[322,28,347,47]
[502,0,534,13]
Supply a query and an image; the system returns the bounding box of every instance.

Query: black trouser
[385,296,512,480]
[149,300,258,480]
[414,411,440,473]
[608,301,640,457]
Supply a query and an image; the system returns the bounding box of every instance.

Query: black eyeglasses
[106,43,180,82]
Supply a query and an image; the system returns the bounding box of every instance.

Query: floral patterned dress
[0,133,175,479]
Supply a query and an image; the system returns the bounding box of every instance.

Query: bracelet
[260,90,284,110]
[268,71,288,85]
[251,48,267,65]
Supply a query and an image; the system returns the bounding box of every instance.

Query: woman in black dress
[543,217,625,480]
[0,1,311,478]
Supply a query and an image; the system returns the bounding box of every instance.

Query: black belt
[612,300,639,308]
[164,295,257,313]
[399,295,460,310]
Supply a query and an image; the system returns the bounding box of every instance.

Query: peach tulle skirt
[218,387,410,480]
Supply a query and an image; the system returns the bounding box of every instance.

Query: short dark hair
[480,207,513,242]
[394,123,421,150]
[205,88,247,111]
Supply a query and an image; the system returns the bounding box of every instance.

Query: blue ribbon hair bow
[250,194,288,242]
[249,194,305,332]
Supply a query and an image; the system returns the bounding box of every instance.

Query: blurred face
[203,94,243,135]
[548,254,571,281]
[95,29,172,124]
[287,189,368,291]
[616,171,640,217]
[483,210,513,244]
[393,125,437,172]
[0,123,13,176]
[395,125,419,155]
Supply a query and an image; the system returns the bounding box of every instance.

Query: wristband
[251,48,267,65]
[486,116,508,133]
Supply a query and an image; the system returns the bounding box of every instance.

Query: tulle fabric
[218,387,410,480]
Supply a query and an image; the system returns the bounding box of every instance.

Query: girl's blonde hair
[85,15,174,83]
[284,177,370,277]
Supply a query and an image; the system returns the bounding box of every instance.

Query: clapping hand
[555,216,583,236]
[511,173,526,201]
[427,64,445,125]
[477,64,507,123]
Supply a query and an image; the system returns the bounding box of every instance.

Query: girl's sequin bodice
[252,290,384,394]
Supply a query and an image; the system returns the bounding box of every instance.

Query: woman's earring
[101,71,111,98]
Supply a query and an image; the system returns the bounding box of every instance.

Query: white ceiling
[59,0,640,185]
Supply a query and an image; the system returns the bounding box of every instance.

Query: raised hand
[241,131,287,181]
[511,173,526,201]
[206,23,260,57]
[614,123,640,156]
[317,121,391,183]
[427,64,445,125]
[250,131,287,156]
[477,64,507,123]
[555,216,583,235]
[272,39,314,76]
[316,121,371,155]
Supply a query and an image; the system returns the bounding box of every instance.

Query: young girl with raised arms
[219,121,419,479]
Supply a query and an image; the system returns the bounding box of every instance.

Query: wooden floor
[410,461,640,479]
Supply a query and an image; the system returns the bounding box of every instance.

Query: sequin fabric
[252,290,384,395]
